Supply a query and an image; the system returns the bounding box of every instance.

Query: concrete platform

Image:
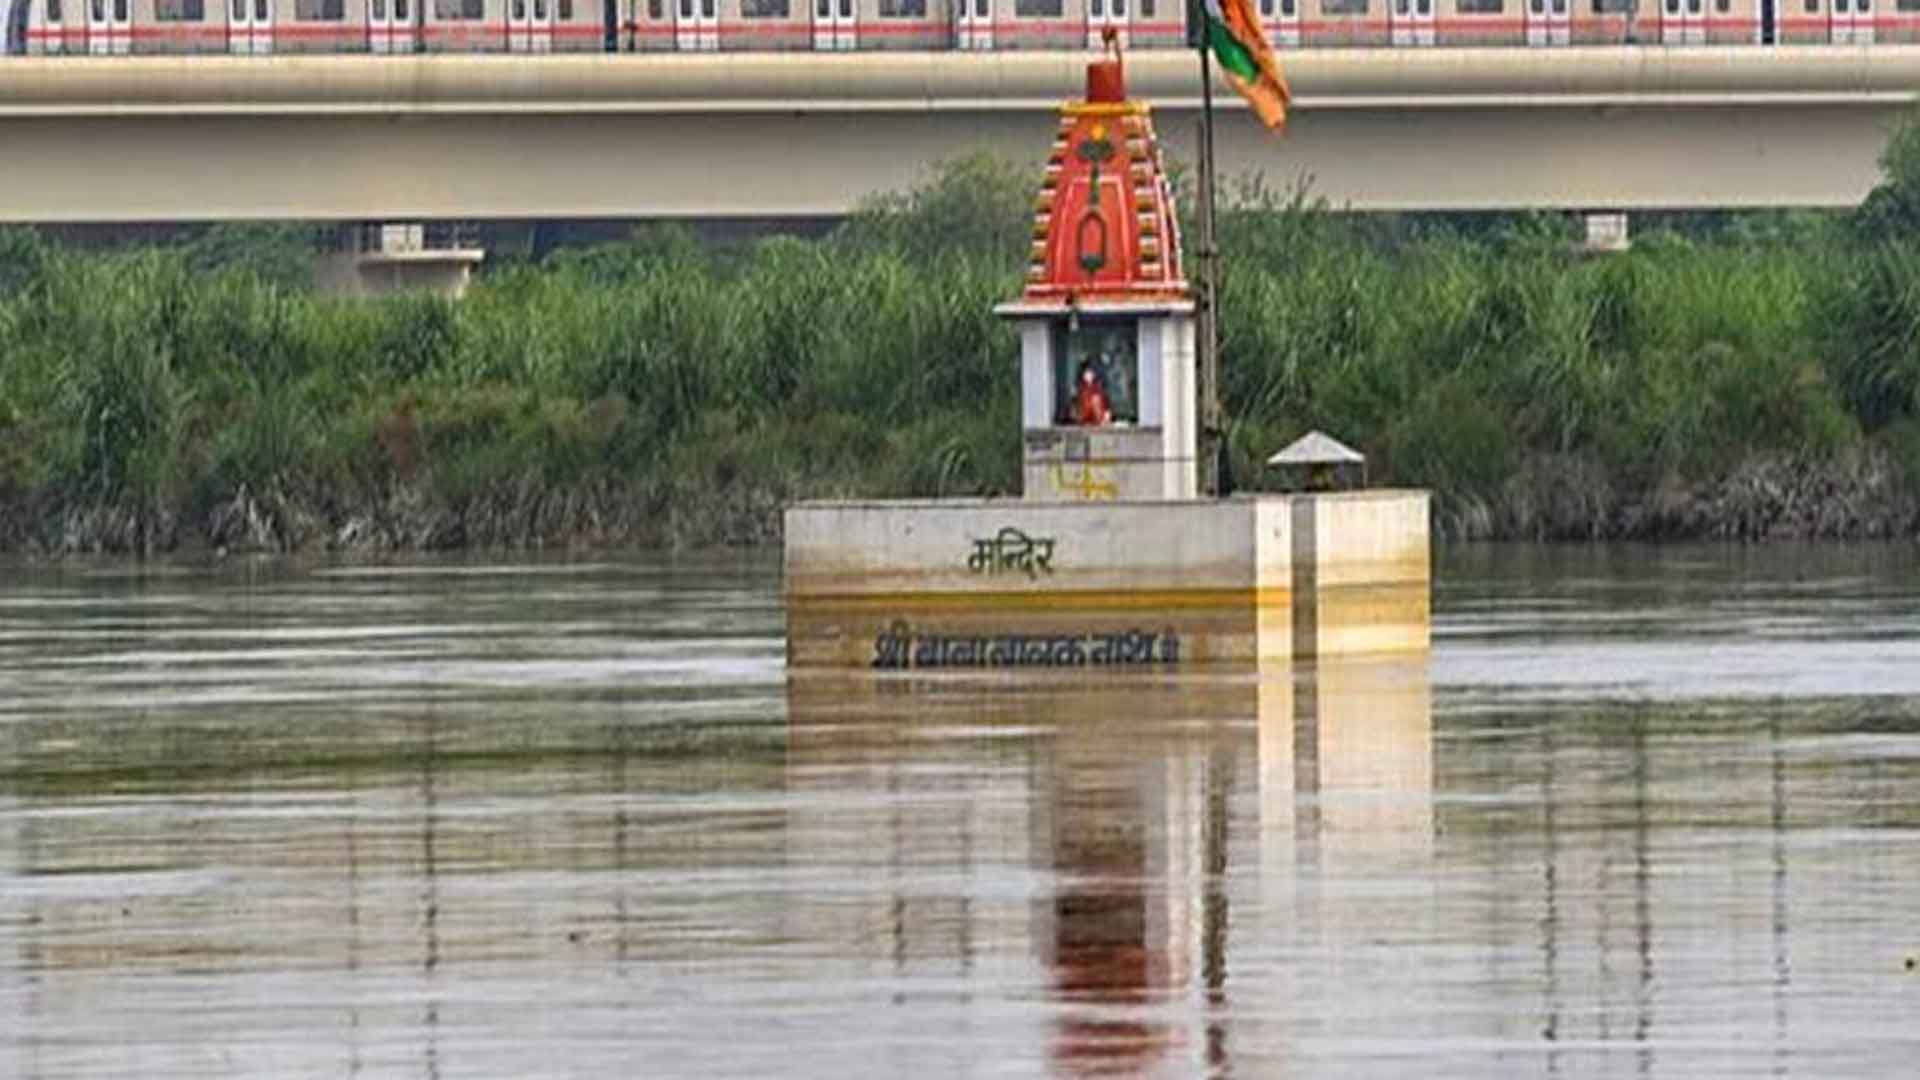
[784,491,1429,669]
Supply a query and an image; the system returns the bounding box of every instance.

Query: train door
[1388,0,1433,44]
[1261,0,1301,46]
[368,0,416,52]
[1831,0,1872,41]
[1659,0,1705,41]
[507,0,552,49]
[673,0,715,48]
[1524,0,1569,42]
[1086,0,1129,47]
[955,0,989,48]
[228,0,272,51]
[812,0,853,49]
[34,0,66,53]
[86,0,129,53]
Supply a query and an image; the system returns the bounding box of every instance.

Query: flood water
[3,544,1919,1077]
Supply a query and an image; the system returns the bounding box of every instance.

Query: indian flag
[1195,0,1292,131]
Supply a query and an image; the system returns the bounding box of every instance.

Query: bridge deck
[1,48,1912,220]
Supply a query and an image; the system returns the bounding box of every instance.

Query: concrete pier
[784,491,1429,669]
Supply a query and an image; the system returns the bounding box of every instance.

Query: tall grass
[8,143,1920,552]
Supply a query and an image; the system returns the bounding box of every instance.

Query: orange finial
[1087,27,1126,103]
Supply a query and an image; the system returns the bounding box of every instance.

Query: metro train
[3,0,1906,59]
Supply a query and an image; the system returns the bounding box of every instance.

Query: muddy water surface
[2,545,1919,1077]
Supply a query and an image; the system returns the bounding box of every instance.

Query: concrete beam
[0,48,1912,221]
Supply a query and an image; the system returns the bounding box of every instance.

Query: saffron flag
[1196,0,1291,131]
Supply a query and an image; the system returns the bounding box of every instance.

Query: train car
[421,0,605,52]
[619,0,1181,53]
[1241,0,1768,47]
[9,0,609,51]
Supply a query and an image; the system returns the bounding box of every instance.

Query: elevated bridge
[0,47,1916,222]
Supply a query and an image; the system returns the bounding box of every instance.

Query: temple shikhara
[783,49,1431,670]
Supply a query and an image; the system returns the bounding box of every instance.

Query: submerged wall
[784,491,1429,669]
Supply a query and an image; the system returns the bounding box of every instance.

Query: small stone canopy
[1267,431,1365,467]
[1266,431,1367,491]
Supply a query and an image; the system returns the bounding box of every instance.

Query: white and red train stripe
[6,0,1911,55]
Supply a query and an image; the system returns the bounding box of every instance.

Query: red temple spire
[1020,38,1189,309]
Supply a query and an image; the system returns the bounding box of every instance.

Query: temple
[783,50,1431,670]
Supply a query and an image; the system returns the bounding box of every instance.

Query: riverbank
[9,149,1920,554]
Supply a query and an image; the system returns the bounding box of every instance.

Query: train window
[1458,0,1498,12]
[231,0,242,19]
[742,0,787,12]
[557,0,568,15]
[1805,0,1816,10]
[395,0,407,16]
[114,0,125,16]
[1320,0,1364,12]
[1899,0,1919,11]
[295,0,343,16]
[705,0,716,17]
[254,0,265,17]
[1715,0,1727,9]
[156,0,202,16]
[1590,0,1628,10]
[647,0,659,14]
[373,0,384,15]
[877,0,922,10]
[511,0,522,15]
[1281,0,1293,12]
[434,0,482,15]
[1142,0,1153,14]
[1014,0,1061,12]
[1115,0,1125,15]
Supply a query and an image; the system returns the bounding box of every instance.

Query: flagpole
[1193,22,1223,498]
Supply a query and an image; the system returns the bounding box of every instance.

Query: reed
[7,141,1920,553]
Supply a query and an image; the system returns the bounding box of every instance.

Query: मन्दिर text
[966,527,1057,579]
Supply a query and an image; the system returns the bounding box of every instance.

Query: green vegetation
[8,135,1920,553]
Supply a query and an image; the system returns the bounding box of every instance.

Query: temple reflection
[782,658,1435,1076]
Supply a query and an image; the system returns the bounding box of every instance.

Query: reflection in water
[4,552,1920,1076]
[784,659,1434,1077]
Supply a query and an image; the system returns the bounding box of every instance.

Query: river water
[2,545,1918,1077]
